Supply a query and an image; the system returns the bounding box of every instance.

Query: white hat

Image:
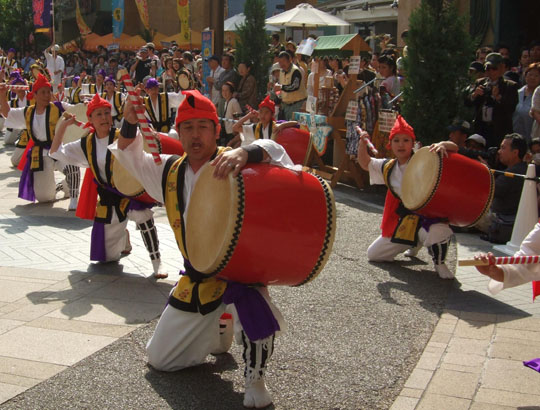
[466,133,486,147]
[54,44,60,51]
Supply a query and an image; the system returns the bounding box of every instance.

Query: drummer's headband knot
[86,93,112,118]
[387,115,416,148]
[175,90,220,130]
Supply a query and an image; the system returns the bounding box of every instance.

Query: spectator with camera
[129,47,153,85]
[466,52,519,148]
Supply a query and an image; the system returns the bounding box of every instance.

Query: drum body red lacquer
[273,127,310,165]
[401,147,494,227]
[186,163,336,286]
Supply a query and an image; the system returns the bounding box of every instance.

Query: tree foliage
[401,0,474,144]
[234,0,273,100]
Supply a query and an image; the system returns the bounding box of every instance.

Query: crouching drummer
[109,90,296,408]
[357,115,455,279]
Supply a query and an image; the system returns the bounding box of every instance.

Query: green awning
[312,34,357,58]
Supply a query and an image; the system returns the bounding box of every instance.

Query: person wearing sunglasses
[466,52,519,148]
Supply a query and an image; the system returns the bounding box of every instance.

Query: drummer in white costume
[110,90,294,408]
[357,115,455,279]
[49,94,167,279]
[0,74,80,210]
[5,73,31,168]
[141,77,184,139]
[101,76,125,128]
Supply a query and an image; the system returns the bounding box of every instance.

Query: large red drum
[274,127,311,165]
[185,163,336,286]
[113,133,184,203]
[401,147,494,227]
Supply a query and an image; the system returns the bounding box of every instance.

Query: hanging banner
[112,0,125,39]
[177,0,191,43]
[33,0,52,33]
[201,30,213,96]
[75,0,92,36]
[134,0,151,31]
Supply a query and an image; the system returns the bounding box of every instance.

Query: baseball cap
[447,119,472,134]
[270,63,281,73]
[484,52,503,68]
[469,61,485,73]
[145,42,155,50]
[466,134,486,147]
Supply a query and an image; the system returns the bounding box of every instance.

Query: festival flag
[112,0,125,39]
[177,0,191,43]
[134,0,151,31]
[33,0,52,33]
[75,0,92,36]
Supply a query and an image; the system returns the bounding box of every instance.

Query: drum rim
[403,147,441,212]
[293,173,336,287]
[112,160,146,197]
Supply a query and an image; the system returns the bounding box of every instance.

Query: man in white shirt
[206,55,225,106]
[44,45,64,92]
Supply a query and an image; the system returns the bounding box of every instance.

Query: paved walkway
[0,140,181,404]
[1,136,540,408]
[390,234,540,409]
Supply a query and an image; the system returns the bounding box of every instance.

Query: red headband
[175,90,219,128]
[258,95,275,116]
[86,93,112,118]
[387,115,416,147]
[27,73,51,100]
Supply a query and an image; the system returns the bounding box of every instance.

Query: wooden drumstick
[61,111,87,129]
[116,69,162,165]
[356,126,378,156]
[459,255,540,267]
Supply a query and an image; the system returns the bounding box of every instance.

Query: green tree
[401,0,474,144]
[234,0,272,99]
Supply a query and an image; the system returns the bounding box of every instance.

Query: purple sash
[18,149,35,201]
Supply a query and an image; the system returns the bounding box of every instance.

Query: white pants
[11,147,24,167]
[368,223,453,262]
[146,303,226,371]
[103,208,154,262]
[4,129,21,145]
[33,156,60,203]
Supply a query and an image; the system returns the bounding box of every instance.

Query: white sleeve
[49,140,89,168]
[167,92,185,110]
[252,139,301,171]
[488,223,540,294]
[57,57,65,72]
[368,158,386,185]
[231,99,242,115]
[241,124,256,146]
[82,84,90,95]
[4,107,26,129]
[61,101,75,111]
[108,130,170,203]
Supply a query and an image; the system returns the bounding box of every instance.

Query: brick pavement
[0,137,182,405]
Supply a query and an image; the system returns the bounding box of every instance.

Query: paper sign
[307,95,317,113]
[297,38,317,56]
[348,56,361,75]
[345,100,358,121]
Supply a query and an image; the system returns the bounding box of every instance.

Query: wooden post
[210,0,225,56]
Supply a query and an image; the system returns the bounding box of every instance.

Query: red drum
[401,147,494,227]
[274,127,310,165]
[186,163,336,286]
[113,133,184,203]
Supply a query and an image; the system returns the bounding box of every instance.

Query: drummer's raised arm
[0,83,10,117]
[356,131,372,171]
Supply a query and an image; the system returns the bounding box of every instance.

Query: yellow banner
[177,0,191,43]
[135,0,151,31]
[75,0,92,36]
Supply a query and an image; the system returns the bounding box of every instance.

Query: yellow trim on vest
[164,153,189,258]
[144,93,169,132]
[279,63,307,104]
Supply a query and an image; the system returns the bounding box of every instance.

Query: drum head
[112,160,145,197]
[401,147,441,211]
[185,162,241,274]
[55,103,89,144]
[178,73,191,90]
